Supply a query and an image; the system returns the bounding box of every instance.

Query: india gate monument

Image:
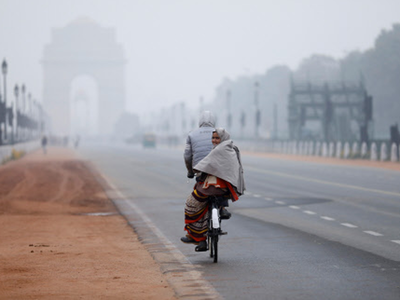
[41,17,126,136]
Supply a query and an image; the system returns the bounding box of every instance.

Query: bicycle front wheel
[213,230,218,263]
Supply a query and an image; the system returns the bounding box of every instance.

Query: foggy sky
[1,0,400,115]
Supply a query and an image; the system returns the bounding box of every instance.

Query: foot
[180,236,199,245]
[195,241,208,252]
[220,208,231,219]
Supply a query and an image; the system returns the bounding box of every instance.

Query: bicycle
[207,195,228,263]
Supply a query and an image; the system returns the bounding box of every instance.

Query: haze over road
[79,142,400,300]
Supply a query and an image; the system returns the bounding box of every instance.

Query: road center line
[321,216,335,221]
[303,210,316,215]
[364,231,383,236]
[289,205,300,209]
[275,201,286,205]
[341,223,358,228]
[391,240,400,245]
[246,166,400,197]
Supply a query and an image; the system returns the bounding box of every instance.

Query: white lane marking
[391,240,400,245]
[254,194,261,198]
[246,166,400,197]
[341,223,358,228]
[246,191,252,196]
[289,205,300,209]
[275,201,286,205]
[264,197,273,201]
[303,210,316,215]
[364,231,383,236]
[321,216,335,221]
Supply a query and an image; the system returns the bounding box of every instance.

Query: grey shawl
[194,128,245,195]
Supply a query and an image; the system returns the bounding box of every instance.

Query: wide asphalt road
[79,141,400,300]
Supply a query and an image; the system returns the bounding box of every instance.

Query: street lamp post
[21,84,25,140]
[226,89,231,131]
[254,81,260,138]
[28,93,31,113]
[14,84,19,142]
[28,92,32,138]
[38,102,43,135]
[2,59,7,140]
[21,84,26,111]
[33,100,38,137]
[240,110,245,139]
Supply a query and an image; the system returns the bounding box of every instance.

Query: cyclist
[183,111,231,219]
[181,128,245,251]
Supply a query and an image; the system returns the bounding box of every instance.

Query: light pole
[240,110,245,139]
[21,84,26,112]
[2,59,7,140]
[28,93,32,139]
[226,89,231,131]
[254,81,260,138]
[28,93,32,113]
[33,100,38,137]
[14,84,19,142]
[38,102,43,135]
[21,84,25,140]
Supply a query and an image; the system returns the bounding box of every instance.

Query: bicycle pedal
[220,231,228,235]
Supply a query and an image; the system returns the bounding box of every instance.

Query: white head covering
[213,128,230,147]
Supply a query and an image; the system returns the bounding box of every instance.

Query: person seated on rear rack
[181,128,245,252]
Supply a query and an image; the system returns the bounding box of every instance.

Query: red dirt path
[0,147,176,299]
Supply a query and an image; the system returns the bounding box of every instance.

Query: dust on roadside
[0,147,176,299]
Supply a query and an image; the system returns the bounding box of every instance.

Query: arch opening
[69,75,99,136]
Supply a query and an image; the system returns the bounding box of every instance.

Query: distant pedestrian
[74,135,80,149]
[41,135,48,154]
[63,136,69,147]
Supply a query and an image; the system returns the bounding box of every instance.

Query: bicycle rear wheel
[209,232,213,258]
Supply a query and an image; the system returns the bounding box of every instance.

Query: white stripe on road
[246,166,400,197]
[242,189,394,244]
[321,216,335,221]
[341,223,358,228]
[364,231,383,236]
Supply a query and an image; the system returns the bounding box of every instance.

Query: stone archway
[41,17,126,135]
